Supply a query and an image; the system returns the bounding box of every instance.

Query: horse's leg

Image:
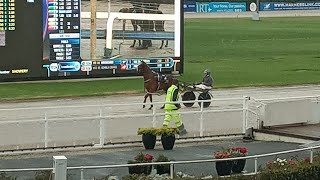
[165,40,169,47]
[149,94,153,110]
[143,93,148,108]
[160,40,164,49]
[131,22,138,48]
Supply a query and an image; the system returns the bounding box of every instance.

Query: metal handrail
[67,145,320,170]
[0,145,319,179]
[0,97,244,111]
[251,95,320,102]
[0,167,53,172]
[0,108,243,124]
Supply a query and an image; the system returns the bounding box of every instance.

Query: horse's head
[137,61,145,74]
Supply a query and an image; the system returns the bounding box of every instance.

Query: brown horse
[137,61,176,109]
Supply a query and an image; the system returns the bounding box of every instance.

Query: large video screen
[0,0,183,81]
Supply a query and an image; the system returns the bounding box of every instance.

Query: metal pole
[310,149,314,164]
[90,0,97,59]
[108,0,111,19]
[152,106,156,127]
[44,113,48,148]
[99,108,105,146]
[254,157,258,174]
[170,162,174,179]
[200,101,204,137]
[80,168,84,180]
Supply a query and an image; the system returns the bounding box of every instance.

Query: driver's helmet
[204,69,210,75]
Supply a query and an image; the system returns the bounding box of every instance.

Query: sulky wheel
[198,92,211,108]
[182,91,196,107]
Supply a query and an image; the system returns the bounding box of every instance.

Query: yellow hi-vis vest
[165,85,179,110]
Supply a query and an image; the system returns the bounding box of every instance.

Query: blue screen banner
[184,1,196,12]
[196,2,246,13]
[260,2,320,11]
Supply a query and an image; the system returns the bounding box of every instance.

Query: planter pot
[232,159,246,173]
[161,135,175,150]
[155,165,170,175]
[128,165,152,175]
[142,134,156,150]
[215,161,232,176]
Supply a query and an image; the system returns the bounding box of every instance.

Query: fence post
[310,149,314,164]
[242,96,249,134]
[99,107,105,146]
[44,113,48,148]
[80,168,84,180]
[152,106,156,127]
[254,157,258,174]
[170,162,174,179]
[200,101,204,137]
[53,156,67,180]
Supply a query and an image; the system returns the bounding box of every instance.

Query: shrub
[154,154,171,174]
[137,128,158,136]
[157,127,179,136]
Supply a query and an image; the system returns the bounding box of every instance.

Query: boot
[178,123,187,135]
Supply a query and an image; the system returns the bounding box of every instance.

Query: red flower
[230,147,248,155]
[214,151,232,159]
[239,147,247,154]
[144,154,153,161]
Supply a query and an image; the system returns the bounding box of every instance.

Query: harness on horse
[143,71,168,92]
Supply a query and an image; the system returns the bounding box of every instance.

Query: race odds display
[0,0,184,81]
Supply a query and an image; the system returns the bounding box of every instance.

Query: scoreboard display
[0,0,43,78]
[0,0,183,81]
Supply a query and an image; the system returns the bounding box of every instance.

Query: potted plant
[230,147,248,173]
[154,154,171,175]
[214,149,233,176]
[157,127,179,150]
[127,152,153,175]
[137,128,158,150]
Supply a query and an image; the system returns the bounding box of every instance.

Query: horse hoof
[143,105,145,108]
[148,107,153,110]
[160,106,164,109]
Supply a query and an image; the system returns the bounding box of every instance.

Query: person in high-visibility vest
[163,79,187,135]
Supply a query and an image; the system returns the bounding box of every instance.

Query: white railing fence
[0,145,318,180]
[0,97,249,151]
[0,95,319,152]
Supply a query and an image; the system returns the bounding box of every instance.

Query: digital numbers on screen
[48,0,80,61]
[0,0,15,31]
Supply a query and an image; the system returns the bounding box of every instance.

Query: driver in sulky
[194,69,214,90]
